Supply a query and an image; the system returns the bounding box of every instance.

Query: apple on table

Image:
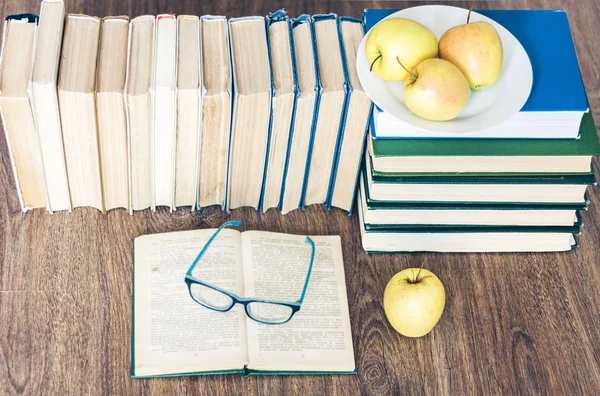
[383,268,446,338]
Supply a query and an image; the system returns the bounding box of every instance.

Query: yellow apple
[383,268,446,338]
[403,58,470,121]
[439,11,503,90]
[365,18,438,82]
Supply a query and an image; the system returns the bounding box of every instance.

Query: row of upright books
[0,1,372,215]
[358,9,600,253]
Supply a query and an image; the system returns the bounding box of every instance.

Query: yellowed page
[133,228,247,377]
[241,231,355,372]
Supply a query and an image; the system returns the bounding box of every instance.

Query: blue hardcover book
[326,17,374,214]
[259,10,300,212]
[280,15,322,214]
[197,16,232,211]
[364,9,590,139]
[226,16,272,211]
[303,14,348,208]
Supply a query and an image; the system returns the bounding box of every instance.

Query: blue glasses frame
[184,221,316,324]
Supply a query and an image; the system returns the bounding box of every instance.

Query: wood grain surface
[1,1,600,395]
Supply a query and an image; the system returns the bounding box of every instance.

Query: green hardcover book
[131,227,356,378]
[357,195,580,253]
[369,112,600,175]
[364,151,595,204]
[359,172,586,227]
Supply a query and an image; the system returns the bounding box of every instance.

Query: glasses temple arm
[185,220,242,276]
[298,236,316,303]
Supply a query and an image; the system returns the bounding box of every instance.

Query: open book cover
[131,228,356,378]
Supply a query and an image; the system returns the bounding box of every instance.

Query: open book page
[241,232,355,372]
[133,229,248,377]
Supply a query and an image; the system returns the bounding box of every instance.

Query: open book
[132,228,355,378]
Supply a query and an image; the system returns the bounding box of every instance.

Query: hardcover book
[359,171,586,227]
[280,15,321,214]
[96,15,130,211]
[364,150,595,204]
[327,17,373,213]
[357,195,580,253]
[368,112,600,174]
[197,16,232,210]
[153,14,177,211]
[31,0,71,213]
[227,16,272,210]
[260,10,299,212]
[174,15,202,208]
[303,14,347,207]
[0,14,47,211]
[58,14,104,211]
[126,15,156,212]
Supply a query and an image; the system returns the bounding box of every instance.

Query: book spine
[0,14,41,212]
[295,15,322,211]
[324,16,353,211]
[193,16,204,211]
[277,14,301,210]
[258,12,279,212]
[223,16,234,213]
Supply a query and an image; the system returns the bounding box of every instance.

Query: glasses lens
[247,302,294,324]
[189,283,234,311]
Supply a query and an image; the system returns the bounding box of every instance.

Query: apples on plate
[367,8,504,122]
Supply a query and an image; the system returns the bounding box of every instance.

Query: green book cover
[362,170,589,210]
[367,151,598,179]
[363,223,582,234]
[371,112,600,158]
[365,157,597,186]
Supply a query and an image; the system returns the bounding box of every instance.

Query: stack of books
[359,9,600,253]
[0,1,373,215]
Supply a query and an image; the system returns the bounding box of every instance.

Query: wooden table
[1,0,600,394]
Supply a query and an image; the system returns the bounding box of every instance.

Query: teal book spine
[325,16,372,215]
[290,14,322,211]
[260,10,300,212]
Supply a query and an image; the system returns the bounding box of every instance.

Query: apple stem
[396,57,417,80]
[467,7,473,24]
[369,54,382,72]
[415,261,425,283]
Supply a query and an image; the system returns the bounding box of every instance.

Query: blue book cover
[364,9,589,113]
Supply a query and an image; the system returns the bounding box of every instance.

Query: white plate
[357,5,533,134]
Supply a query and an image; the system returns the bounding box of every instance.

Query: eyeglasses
[184,221,316,325]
